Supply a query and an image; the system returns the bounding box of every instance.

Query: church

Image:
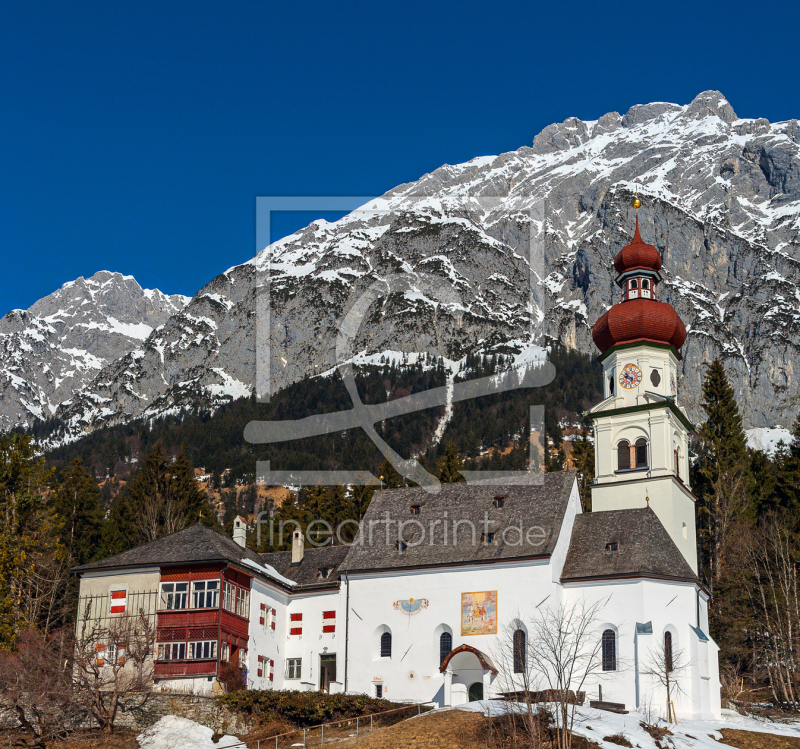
[73,206,722,720]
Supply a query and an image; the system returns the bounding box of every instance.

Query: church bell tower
[589,199,697,574]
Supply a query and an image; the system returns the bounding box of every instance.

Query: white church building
[73,210,721,720]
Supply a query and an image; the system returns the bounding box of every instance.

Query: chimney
[292,529,305,564]
[233,516,247,548]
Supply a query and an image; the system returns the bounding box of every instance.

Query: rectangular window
[271,608,276,630]
[223,581,233,612]
[95,643,105,666]
[192,580,219,609]
[239,648,248,668]
[188,641,217,660]
[159,582,188,610]
[110,589,127,614]
[269,659,274,681]
[286,658,302,679]
[257,655,264,678]
[157,642,186,661]
[221,642,229,662]
[236,588,250,618]
[375,683,383,698]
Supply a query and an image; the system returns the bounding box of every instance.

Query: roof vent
[292,529,305,564]
[233,516,247,548]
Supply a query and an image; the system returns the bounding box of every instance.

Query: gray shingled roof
[560,508,697,583]
[72,522,264,573]
[339,472,576,573]
[260,545,349,588]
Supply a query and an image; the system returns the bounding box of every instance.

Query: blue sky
[1,0,798,315]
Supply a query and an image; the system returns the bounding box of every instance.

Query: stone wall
[115,692,251,734]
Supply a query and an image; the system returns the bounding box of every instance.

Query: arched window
[513,629,526,673]
[630,278,638,289]
[635,438,648,468]
[674,448,680,478]
[601,629,616,671]
[380,631,392,658]
[642,279,650,289]
[664,631,673,672]
[617,440,631,470]
[439,632,452,665]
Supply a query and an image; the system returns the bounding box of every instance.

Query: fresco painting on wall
[461,591,497,635]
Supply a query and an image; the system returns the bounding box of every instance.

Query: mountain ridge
[5,90,800,443]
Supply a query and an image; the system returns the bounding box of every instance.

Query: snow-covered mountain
[18,91,800,442]
[0,271,189,430]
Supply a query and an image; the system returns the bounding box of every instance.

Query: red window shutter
[323,611,336,619]
[270,659,274,666]
[110,589,127,614]
[290,627,302,635]
[271,621,275,630]
[260,616,265,625]
[260,603,266,610]
[323,625,335,633]
[290,613,302,621]
[257,667,263,677]
[269,673,274,681]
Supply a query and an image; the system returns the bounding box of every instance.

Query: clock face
[618,363,643,389]
[670,372,677,395]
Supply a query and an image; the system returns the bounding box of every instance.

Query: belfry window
[635,438,648,468]
[630,279,638,289]
[617,440,631,470]
[642,279,649,289]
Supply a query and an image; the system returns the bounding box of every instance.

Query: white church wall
[344,559,557,705]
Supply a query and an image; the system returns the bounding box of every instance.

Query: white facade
[591,342,697,573]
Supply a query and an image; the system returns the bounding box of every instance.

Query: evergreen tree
[771,414,800,515]
[695,359,751,589]
[436,441,465,483]
[376,458,405,489]
[51,459,104,566]
[570,431,595,510]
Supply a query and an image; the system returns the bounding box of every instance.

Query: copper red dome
[592,298,687,355]
[613,216,662,275]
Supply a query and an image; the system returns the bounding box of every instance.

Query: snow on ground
[746,426,793,456]
[137,716,240,749]
[457,702,800,749]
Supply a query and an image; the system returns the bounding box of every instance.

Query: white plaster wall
[563,578,721,720]
[248,578,291,690]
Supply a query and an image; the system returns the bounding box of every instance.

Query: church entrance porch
[440,645,497,706]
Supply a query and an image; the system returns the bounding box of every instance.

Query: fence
[221,701,436,749]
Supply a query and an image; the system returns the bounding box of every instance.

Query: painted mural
[393,598,429,615]
[461,591,497,635]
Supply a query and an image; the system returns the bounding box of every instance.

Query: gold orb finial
[633,197,641,209]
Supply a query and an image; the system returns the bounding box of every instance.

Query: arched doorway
[468,682,484,701]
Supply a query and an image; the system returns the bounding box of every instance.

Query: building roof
[339,472,576,573]
[72,522,265,574]
[260,545,350,589]
[592,298,687,355]
[613,216,663,276]
[560,508,697,583]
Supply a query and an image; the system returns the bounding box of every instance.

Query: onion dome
[613,215,662,275]
[592,298,687,354]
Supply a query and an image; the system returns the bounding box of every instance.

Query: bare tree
[743,512,800,707]
[639,632,690,722]
[492,600,608,749]
[0,627,79,746]
[72,602,155,734]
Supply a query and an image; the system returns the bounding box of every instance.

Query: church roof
[560,508,697,583]
[339,472,576,573]
[72,522,265,574]
[260,545,349,589]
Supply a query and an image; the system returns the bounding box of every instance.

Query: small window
[380,631,392,658]
[410,505,421,515]
[157,642,186,661]
[606,542,619,552]
[482,532,495,544]
[159,582,188,610]
[396,540,407,552]
[630,278,638,289]
[513,629,526,673]
[608,376,615,395]
[493,496,505,508]
[674,449,680,478]
[642,279,650,289]
[192,580,219,609]
[221,642,229,662]
[650,369,661,387]
[318,567,334,579]
[286,658,302,679]
[617,440,631,470]
[188,641,217,660]
[602,629,617,671]
[439,632,452,665]
[665,631,674,672]
[635,438,648,468]
[375,683,383,698]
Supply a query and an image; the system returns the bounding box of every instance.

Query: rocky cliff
[14,91,800,442]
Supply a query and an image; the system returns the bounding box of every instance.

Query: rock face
[0,271,188,430]
[22,91,800,441]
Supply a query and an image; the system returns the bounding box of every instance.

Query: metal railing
[220,700,437,749]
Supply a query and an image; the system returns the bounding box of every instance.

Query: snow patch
[137,715,239,749]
